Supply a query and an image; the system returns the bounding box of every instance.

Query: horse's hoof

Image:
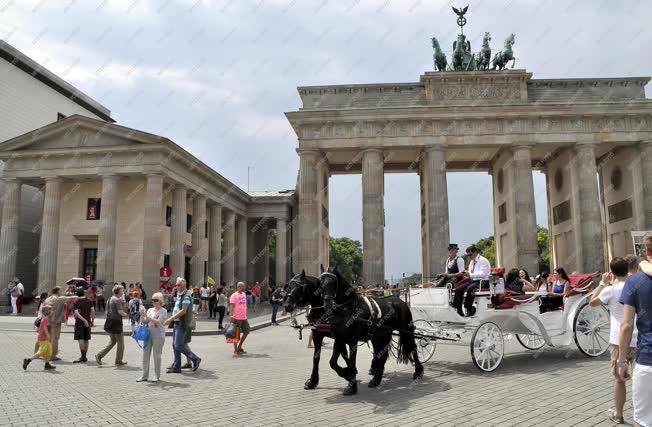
[304,379,318,390]
[368,368,375,376]
[342,381,358,396]
[413,369,424,380]
[368,377,381,388]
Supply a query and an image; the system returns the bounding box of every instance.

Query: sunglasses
[151,299,160,302]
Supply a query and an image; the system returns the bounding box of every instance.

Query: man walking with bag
[95,284,128,366]
[230,282,250,356]
[164,278,201,373]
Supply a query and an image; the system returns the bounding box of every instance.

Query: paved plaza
[0,314,633,427]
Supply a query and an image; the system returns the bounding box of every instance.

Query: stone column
[141,173,164,297]
[170,185,187,282]
[511,145,539,273]
[96,174,119,284]
[37,177,62,292]
[297,149,320,275]
[0,178,21,294]
[422,145,449,278]
[208,205,222,284]
[362,148,385,285]
[222,210,236,286]
[190,194,207,287]
[276,218,288,287]
[575,143,604,272]
[641,141,652,230]
[236,215,248,282]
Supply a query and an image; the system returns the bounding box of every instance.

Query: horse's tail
[396,302,417,365]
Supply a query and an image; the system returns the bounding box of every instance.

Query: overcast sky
[2,0,650,279]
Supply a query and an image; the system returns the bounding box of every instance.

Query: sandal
[607,408,624,424]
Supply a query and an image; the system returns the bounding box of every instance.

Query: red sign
[160,266,172,290]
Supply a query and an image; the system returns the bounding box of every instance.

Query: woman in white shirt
[200,284,210,313]
[137,292,167,383]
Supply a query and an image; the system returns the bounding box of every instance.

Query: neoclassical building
[287,70,652,283]
[0,41,295,301]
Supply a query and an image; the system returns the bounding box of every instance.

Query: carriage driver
[445,244,465,278]
[452,245,491,317]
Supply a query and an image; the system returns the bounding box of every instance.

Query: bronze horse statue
[492,33,516,70]
[431,37,447,72]
[476,32,491,70]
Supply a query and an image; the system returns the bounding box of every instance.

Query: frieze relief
[301,115,652,139]
[430,83,521,101]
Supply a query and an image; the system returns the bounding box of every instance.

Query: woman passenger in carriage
[541,267,570,312]
[518,270,536,291]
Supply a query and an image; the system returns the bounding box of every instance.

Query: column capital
[1,177,20,184]
[640,140,652,147]
[296,148,321,157]
[100,173,120,181]
[361,147,384,155]
[423,143,447,153]
[41,175,61,182]
[511,142,535,151]
[144,171,164,178]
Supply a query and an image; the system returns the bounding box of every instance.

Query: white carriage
[407,272,610,372]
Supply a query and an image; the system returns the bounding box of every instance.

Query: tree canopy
[329,236,363,283]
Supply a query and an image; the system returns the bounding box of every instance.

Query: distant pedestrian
[200,284,209,313]
[270,287,283,325]
[9,279,23,315]
[72,288,95,364]
[138,292,167,383]
[128,290,146,331]
[164,278,201,373]
[216,286,227,329]
[95,284,128,367]
[590,258,638,424]
[44,287,77,361]
[619,233,652,427]
[23,305,56,371]
[96,284,105,312]
[230,282,250,356]
[192,287,201,314]
[207,285,217,319]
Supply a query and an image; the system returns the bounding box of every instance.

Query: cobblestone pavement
[0,316,632,427]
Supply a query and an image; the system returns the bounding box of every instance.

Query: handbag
[132,324,150,349]
[103,317,114,333]
[225,323,236,338]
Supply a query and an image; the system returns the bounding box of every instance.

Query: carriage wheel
[573,302,610,357]
[516,334,545,350]
[412,319,437,363]
[471,322,504,372]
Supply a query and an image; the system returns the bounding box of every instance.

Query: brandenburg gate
[286,20,652,284]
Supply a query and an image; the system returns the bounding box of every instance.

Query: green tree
[400,273,422,286]
[329,237,363,283]
[537,225,550,273]
[464,236,496,267]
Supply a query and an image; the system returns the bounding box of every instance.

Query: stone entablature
[290,104,652,146]
[295,69,649,110]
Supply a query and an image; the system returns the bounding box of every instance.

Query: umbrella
[66,278,89,289]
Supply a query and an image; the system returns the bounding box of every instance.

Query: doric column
[222,211,236,285]
[170,185,187,282]
[641,141,652,230]
[141,173,164,297]
[511,144,538,273]
[276,218,288,287]
[37,177,61,292]
[423,145,449,278]
[96,174,119,284]
[297,149,320,275]
[190,194,207,287]
[575,143,604,272]
[0,178,21,294]
[362,148,385,285]
[236,215,248,281]
[208,205,222,285]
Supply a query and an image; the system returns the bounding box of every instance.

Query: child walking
[23,305,56,370]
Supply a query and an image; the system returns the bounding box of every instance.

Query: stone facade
[0,116,295,298]
[287,69,652,281]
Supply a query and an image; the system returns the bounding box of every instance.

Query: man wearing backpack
[164,277,201,373]
[619,233,652,426]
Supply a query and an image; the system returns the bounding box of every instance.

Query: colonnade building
[0,41,295,301]
[287,70,652,284]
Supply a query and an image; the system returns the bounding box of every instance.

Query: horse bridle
[320,271,355,309]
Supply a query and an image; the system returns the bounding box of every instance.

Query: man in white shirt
[452,245,491,317]
[590,257,638,424]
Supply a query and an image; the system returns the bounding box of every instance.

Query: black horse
[320,266,424,395]
[283,270,356,390]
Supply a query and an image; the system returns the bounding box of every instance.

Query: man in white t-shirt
[590,257,638,424]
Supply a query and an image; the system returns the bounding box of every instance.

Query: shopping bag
[225,324,240,344]
[132,324,150,349]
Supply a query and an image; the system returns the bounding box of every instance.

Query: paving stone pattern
[0,317,632,427]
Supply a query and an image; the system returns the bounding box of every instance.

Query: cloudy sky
[2,0,650,279]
